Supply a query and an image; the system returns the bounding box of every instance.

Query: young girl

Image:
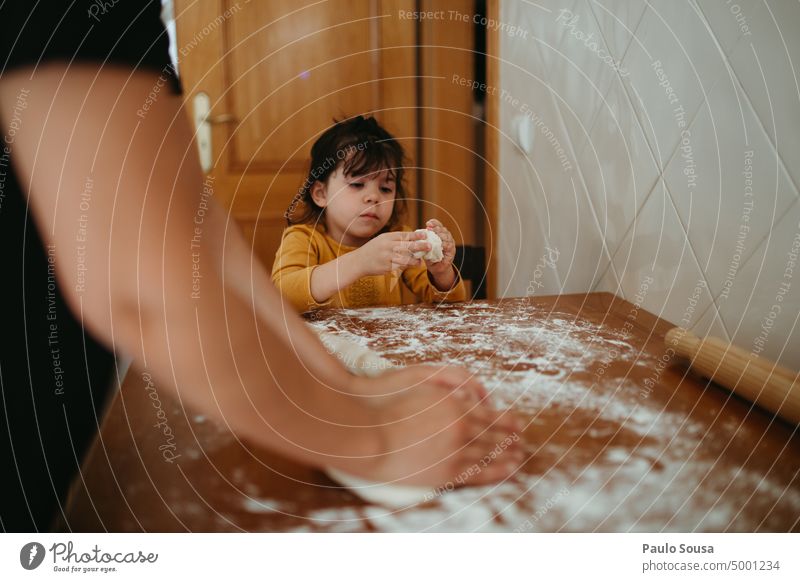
[272,116,467,312]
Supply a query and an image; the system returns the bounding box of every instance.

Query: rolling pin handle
[664,327,800,426]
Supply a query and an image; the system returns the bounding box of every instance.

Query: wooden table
[59,293,800,532]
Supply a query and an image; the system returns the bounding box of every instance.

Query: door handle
[192,92,236,172]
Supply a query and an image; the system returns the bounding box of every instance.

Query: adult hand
[341,365,525,487]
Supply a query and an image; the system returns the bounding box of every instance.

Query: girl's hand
[424,219,456,275]
[423,219,460,291]
[355,230,430,276]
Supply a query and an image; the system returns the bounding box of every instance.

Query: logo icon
[20,542,46,570]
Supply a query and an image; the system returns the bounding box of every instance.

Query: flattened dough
[326,467,432,508]
[314,329,395,377]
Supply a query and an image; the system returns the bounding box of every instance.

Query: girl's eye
[381,187,394,194]
[349,182,364,189]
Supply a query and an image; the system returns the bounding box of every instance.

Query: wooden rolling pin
[665,328,800,425]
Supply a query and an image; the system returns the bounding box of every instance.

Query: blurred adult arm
[0,63,522,485]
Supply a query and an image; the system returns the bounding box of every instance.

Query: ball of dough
[412,229,444,263]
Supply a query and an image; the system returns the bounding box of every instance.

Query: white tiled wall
[497,0,799,367]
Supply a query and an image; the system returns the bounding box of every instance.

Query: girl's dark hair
[285,115,408,230]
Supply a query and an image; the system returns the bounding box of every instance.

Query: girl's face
[310,166,397,247]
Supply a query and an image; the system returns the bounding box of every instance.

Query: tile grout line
[545,0,644,293]
[694,0,800,203]
[544,68,617,294]
[708,196,800,343]
[659,177,732,339]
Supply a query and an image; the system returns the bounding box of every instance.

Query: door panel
[227,1,379,171]
[174,0,479,275]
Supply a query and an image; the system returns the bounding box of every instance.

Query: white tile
[717,200,800,369]
[725,1,800,192]
[497,145,561,298]
[594,258,624,298]
[577,74,661,259]
[690,301,731,342]
[548,173,613,294]
[620,2,732,170]
[533,0,582,81]
[499,62,608,296]
[695,0,749,56]
[549,0,619,148]
[498,7,548,96]
[496,172,562,298]
[501,4,548,79]
[519,87,607,294]
[611,179,716,329]
[587,0,647,62]
[497,55,564,297]
[662,72,799,298]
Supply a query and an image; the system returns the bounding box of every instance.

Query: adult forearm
[0,63,375,464]
[205,206,353,389]
[129,252,380,463]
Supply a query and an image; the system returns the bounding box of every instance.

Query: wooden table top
[59,293,800,532]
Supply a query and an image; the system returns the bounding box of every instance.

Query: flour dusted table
[59,293,800,532]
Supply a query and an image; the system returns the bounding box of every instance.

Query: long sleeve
[271,226,334,313]
[401,263,467,303]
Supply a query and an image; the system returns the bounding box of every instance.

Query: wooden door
[173,0,479,277]
[419,0,477,247]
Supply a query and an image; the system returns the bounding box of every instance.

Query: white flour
[230,301,799,531]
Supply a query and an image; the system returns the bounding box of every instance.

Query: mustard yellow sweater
[271,223,467,312]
